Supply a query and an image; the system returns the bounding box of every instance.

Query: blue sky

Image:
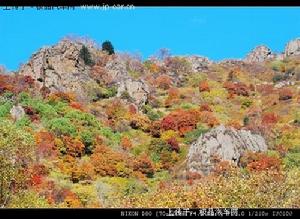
[0,7,300,71]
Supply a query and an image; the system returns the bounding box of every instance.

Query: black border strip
[0,208,299,217]
[0,0,300,6]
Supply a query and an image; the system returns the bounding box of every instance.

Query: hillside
[0,37,300,208]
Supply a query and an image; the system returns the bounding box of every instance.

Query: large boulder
[187,125,268,175]
[117,78,150,108]
[284,38,300,57]
[244,45,274,63]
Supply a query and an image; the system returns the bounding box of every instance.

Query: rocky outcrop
[187,125,268,175]
[10,105,25,121]
[17,39,152,107]
[18,39,96,96]
[284,38,300,57]
[244,45,274,63]
[185,55,212,73]
[117,78,150,108]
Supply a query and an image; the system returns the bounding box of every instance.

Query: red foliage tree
[247,154,281,172]
[128,104,138,115]
[0,74,35,94]
[23,75,35,85]
[223,81,250,97]
[27,164,49,187]
[167,137,180,152]
[14,75,35,93]
[262,112,279,125]
[161,109,219,135]
[23,106,40,122]
[160,109,200,136]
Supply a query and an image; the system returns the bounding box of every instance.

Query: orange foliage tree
[199,80,210,92]
[91,144,130,177]
[239,151,281,172]
[35,131,57,159]
[132,153,155,177]
[198,111,220,128]
[161,109,219,135]
[155,75,173,90]
[62,136,85,158]
[48,92,75,103]
[129,114,151,132]
[71,160,95,183]
[121,136,133,150]
[165,87,180,107]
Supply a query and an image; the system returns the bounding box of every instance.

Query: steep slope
[0,37,299,208]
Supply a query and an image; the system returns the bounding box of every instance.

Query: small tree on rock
[102,41,115,55]
[79,45,94,66]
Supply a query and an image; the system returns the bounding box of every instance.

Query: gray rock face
[284,38,300,57]
[104,55,130,84]
[187,125,268,175]
[244,45,274,63]
[10,105,25,121]
[185,55,212,73]
[18,39,96,95]
[117,78,150,108]
[274,80,295,89]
